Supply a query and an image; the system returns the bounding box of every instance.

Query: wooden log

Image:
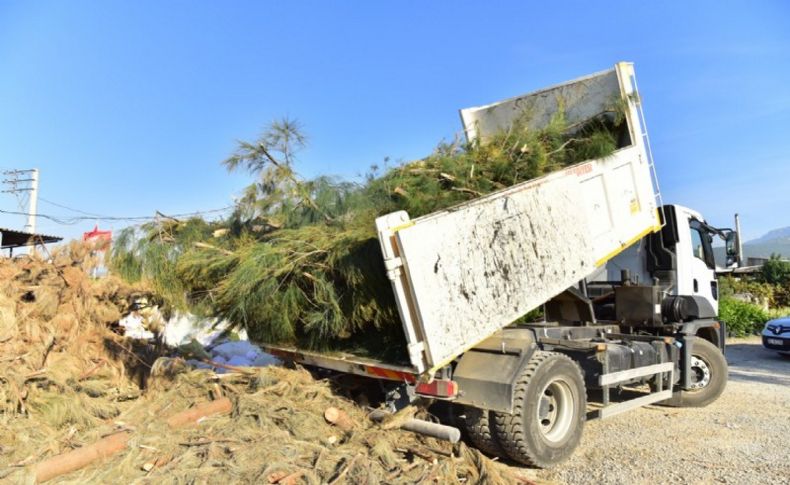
[166,398,233,429]
[323,407,354,432]
[141,453,174,472]
[33,431,131,483]
[267,470,304,484]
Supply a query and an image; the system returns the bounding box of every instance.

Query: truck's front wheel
[663,338,727,407]
[492,351,585,468]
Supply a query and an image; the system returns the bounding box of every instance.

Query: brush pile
[112,106,627,358]
[0,242,154,466]
[0,241,151,423]
[0,247,530,483]
[9,364,529,483]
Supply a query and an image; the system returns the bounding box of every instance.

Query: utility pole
[26,169,39,234]
[2,168,40,233]
[734,213,744,267]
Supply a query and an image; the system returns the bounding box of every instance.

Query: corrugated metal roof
[0,227,62,249]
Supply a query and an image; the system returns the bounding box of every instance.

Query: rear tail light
[415,379,458,398]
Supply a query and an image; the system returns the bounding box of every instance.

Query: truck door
[675,208,719,315]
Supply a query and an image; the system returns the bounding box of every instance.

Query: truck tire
[663,338,727,407]
[492,351,586,468]
[461,406,505,457]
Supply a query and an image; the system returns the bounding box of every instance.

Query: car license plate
[767,338,784,346]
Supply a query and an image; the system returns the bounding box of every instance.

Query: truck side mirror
[725,231,737,256]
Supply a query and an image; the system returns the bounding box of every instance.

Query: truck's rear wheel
[663,338,727,407]
[461,406,505,457]
[492,351,585,468]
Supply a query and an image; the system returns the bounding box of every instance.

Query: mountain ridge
[748,226,790,245]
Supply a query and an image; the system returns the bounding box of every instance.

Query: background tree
[759,254,790,285]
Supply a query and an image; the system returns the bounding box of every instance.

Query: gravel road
[521,337,790,485]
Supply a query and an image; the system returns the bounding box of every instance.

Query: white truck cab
[591,201,736,331]
[677,205,720,313]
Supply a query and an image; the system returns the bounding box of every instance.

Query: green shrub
[719,276,774,302]
[719,297,770,337]
[772,284,790,308]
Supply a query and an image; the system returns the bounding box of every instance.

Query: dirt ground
[526,337,790,485]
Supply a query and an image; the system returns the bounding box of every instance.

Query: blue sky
[1,1,788,242]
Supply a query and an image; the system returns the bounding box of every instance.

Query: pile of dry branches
[1,246,530,483]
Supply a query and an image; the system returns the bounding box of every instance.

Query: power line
[0,205,235,227]
[39,197,109,218]
[0,208,81,225]
[2,173,235,229]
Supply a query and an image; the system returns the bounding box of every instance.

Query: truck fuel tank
[580,340,670,389]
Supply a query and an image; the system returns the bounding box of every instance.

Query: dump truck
[263,62,738,467]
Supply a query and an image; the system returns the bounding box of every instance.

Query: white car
[762,317,790,355]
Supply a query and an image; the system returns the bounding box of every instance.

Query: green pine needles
[111,104,626,360]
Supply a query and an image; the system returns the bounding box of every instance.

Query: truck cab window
[690,228,704,260]
[689,220,715,269]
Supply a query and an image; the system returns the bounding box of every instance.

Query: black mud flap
[452,334,536,413]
